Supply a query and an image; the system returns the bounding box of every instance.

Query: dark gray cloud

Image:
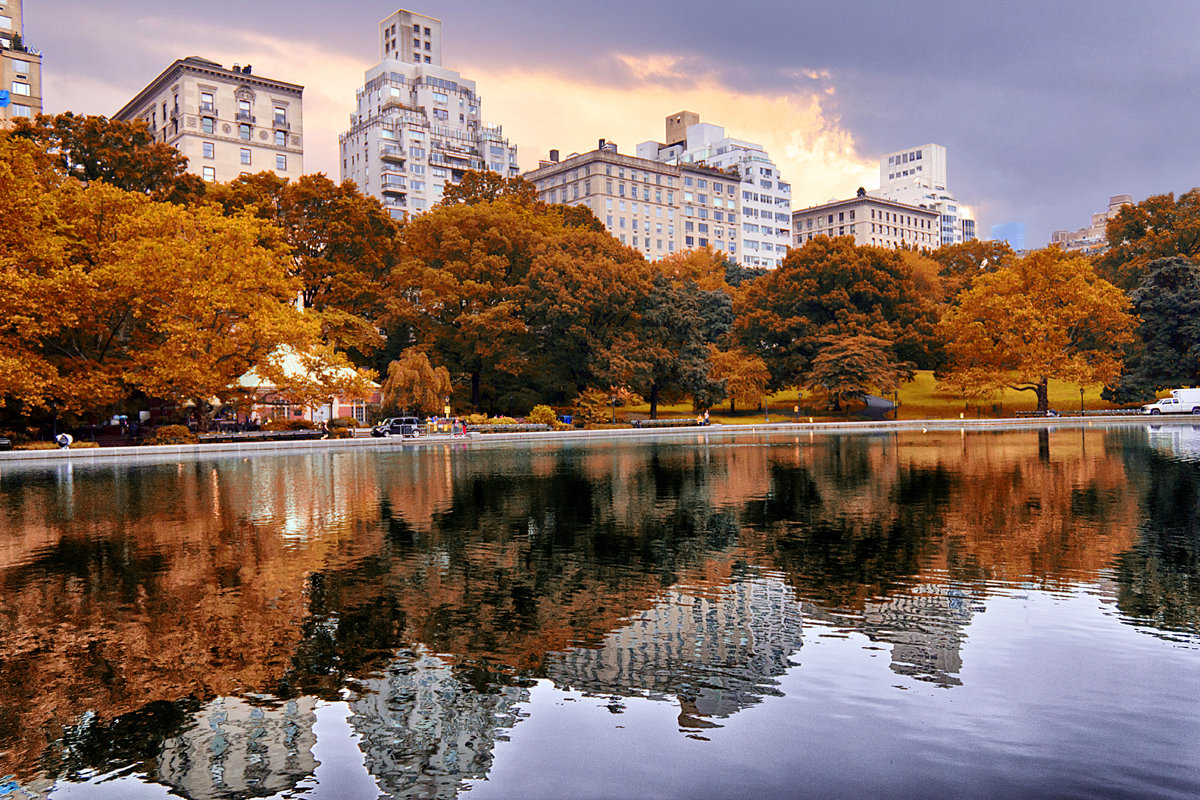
[27,0,1200,245]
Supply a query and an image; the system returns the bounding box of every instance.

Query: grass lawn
[624,371,1126,424]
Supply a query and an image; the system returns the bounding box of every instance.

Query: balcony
[274,118,291,131]
[199,102,216,114]
[380,145,405,162]
[236,111,255,123]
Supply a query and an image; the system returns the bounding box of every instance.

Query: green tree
[8,112,203,202]
[928,239,1014,303]
[1106,256,1200,403]
[381,349,453,415]
[938,249,1136,413]
[1099,189,1200,291]
[735,236,940,389]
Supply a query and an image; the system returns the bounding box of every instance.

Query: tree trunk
[1036,377,1049,414]
[729,395,736,414]
[649,383,659,420]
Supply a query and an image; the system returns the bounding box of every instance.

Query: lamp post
[1080,387,1085,416]
[611,393,617,424]
[764,398,769,422]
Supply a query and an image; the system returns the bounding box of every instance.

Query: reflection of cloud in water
[348,647,530,800]
[544,575,804,729]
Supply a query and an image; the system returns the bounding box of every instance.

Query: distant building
[525,140,742,261]
[339,9,519,219]
[1050,194,1132,255]
[0,0,43,125]
[990,222,1025,250]
[870,143,975,246]
[792,192,941,249]
[115,56,304,184]
[637,112,792,268]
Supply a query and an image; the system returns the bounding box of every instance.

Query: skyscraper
[637,112,792,268]
[0,0,43,125]
[871,143,975,246]
[339,9,519,219]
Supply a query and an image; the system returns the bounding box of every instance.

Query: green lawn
[624,371,1127,423]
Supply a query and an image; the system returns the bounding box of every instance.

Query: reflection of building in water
[545,576,804,725]
[349,647,530,800]
[810,583,976,687]
[154,696,318,800]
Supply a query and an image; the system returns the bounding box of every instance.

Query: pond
[2,424,1199,799]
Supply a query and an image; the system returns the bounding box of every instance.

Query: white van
[1143,388,1200,415]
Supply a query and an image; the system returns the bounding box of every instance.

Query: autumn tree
[938,249,1136,413]
[381,349,453,415]
[735,236,940,389]
[438,170,538,206]
[803,336,913,412]
[8,112,203,202]
[390,196,558,409]
[708,348,770,413]
[549,203,607,233]
[928,239,1015,303]
[208,172,399,358]
[1106,256,1200,403]
[1099,189,1200,291]
[520,227,650,401]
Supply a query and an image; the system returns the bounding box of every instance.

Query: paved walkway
[0,414,1184,467]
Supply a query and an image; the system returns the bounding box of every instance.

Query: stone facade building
[792,192,941,249]
[115,56,304,184]
[0,0,42,125]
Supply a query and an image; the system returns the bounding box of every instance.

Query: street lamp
[611,393,617,424]
[1080,387,1085,416]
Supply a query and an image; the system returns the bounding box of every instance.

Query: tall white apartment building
[0,0,43,125]
[637,111,791,268]
[339,9,519,219]
[115,57,304,184]
[870,143,975,246]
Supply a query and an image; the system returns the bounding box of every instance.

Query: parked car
[1142,388,1200,415]
[371,417,422,437]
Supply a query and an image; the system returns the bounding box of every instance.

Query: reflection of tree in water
[1114,443,1200,635]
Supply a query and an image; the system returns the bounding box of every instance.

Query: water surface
[2,425,1199,798]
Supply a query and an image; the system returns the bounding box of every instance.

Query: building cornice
[115,57,303,120]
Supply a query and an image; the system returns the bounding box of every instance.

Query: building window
[12,105,31,118]
[202,166,216,182]
[274,106,287,126]
[200,91,215,112]
[275,130,286,147]
[276,154,287,171]
[237,99,252,121]
[240,148,251,165]
[13,59,29,76]
[11,81,30,96]
[202,117,215,134]
[239,124,251,140]
[203,142,215,159]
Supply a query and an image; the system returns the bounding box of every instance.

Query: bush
[528,405,556,426]
[261,419,315,431]
[16,440,100,450]
[329,417,358,429]
[148,425,196,445]
[465,413,489,425]
[328,427,354,439]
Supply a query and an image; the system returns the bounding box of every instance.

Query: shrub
[329,417,358,429]
[261,419,315,431]
[148,425,196,445]
[528,405,556,426]
[465,413,489,425]
[15,441,99,450]
[329,427,354,439]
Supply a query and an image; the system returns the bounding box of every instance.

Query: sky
[26,0,1200,247]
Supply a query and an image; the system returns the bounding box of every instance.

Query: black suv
[371,417,422,437]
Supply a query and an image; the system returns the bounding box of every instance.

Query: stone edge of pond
[0,414,1183,466]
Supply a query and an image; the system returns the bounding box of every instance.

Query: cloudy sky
[27,0,1200,246]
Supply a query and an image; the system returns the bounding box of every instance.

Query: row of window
[681,175,734,194]
[199,91,289,125]
[200,143,288,171]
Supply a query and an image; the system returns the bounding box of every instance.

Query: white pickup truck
[1143,388,1200,415]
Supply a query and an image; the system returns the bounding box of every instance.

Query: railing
[380,145,405,161]
[199,103,216,114]
[236,111,255,123]
[273,119,290,131]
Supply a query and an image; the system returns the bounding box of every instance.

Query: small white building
[792,192,941,249]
